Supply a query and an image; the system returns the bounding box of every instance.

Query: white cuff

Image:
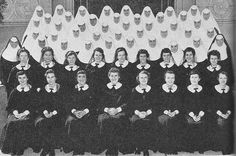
[43,110,48,115]
[117,107,122,113]
[23,110,30,115]
[71,109,76,114]
[227,110,231,115]
[37,88,41,92]
[199,111,204,117]
[134,110,140,116]
[189,112,194,117]
[146,109,152,115]
[174,110,179,115]
[216,110,222,116]
[13,110,18,116]
[104,107,109,113]
[164,110,169,115]
[52,110,57,115]
[84,108,89,114]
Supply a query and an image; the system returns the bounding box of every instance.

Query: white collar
[45,84,59,93]
[137,63,151,70]
[160,61,174,68]
[207,65,221,72]
[135,85,151,93]
[65,65,79,71]
[187,85,203,93]
[183,62,197,69]
[75,84,89,91]
[107,82,122,90]
[41,61,55,68]
[115,60,129,68]
[16,85,31,92]
[215,84,229,94]
[162,84,177,93]
[91,61,105,68]
[16,63,31,70]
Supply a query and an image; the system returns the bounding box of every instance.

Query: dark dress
[128,85,156,152]
[7,64,37,95]
[98,83,130,155]
[0,57,17,87]
[155,84,184,154]
[207,85,234,154]
[64,84,96,154]
[35,84,66,154]
[182,85,207,153]
[0,86,39,155]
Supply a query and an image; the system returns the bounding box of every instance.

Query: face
[161,30,168,38]
[203,12,210,20]
[79,9,86,16]
[19,52,29,63]
[149,39,156,47]
[210,55,219,66]
[117,51,126,62]
[73,29,80,37]
[65,15,72,22]
[218,73,227,85]
[144,10,151,17]
[185,30,192,38]
[137,30,144,38]
[145,23,153,31]
[139,53,147,64]
[115,33,122,40]
[134,17,141,25]
[43,51,53,63]
[90,18,97,26]
[180,14,187,21]
[191,8,197,16]
[77,73,87,85]
[32,32,39,39]
[67,54,76,65]
[10,39,18,48]
[157,15,164,23]
[18,74,28,86]
[38,40,46,48]
[57,8,64,15]
[45,17,51,24]
[123,23,130,31]
[61,42,68,50]
[185,51,194,62]
[194,20,201,29]
[36,9,43,17]
[109,72,120,84]
[165,73,175,85]
[105,41,112,49]
[167,10,173,17]
[114,16,120,23]
[124,8,130,16]
[78,24,86,32]
[46,73,56,85]
[170,44,178,53]
[85,43,92,50]
[170,23,177,31]
[104,9,110,16]
[216,37,224,46]
[51,34,58,41]
[138,73,148,85]
[207,30,214,38]
[190,74,200,85]
[127,40,134,48]
[55,23,62,31]
[193,40,200,48]
[94,51,103,62]
[102,25,109,33]
[93,33,101,41]
[33,20,40,27]
[162,52,171,62]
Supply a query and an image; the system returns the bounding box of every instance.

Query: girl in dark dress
[155,70,183,154]
[182,70,207,153]
[85,47,109,100]
[207,71,234,154]
[98,67,130,156]
[7,48,37,95]
[0,36,22,87]
[132,49,155,87]
[1,71,39,155]
[35,69,66,156]
[153,48,178,88]
[61,51,83,93]
[128,70,156,156]
[110,47,133,88]
[178,47,201,87]
[36,47,62,90]
[64,70,96,155]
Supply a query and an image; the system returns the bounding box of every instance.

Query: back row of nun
[0,66,233,156]
[20,4,220,63]
[0,31,234,96]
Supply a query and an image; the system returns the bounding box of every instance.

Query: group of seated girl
[0,43,233,156]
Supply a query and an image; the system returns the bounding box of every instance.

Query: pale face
[19,52,29,63]
[32,32,39,40]
[139,53,147,64]
[216,38,224,46]
[61,42,68,50]
[10,39,18,48]
[78,24,86,32]
[190,74,200,85]
[137,30,144,38]
[85,43,92,50]
[94,51,103,62]
[203,12,210,20]
[109,72,120,84]
[145,23,153,31]
[104,9,110,16]
[117,51,126,62]
[65,15,72,22]
[55,23,62,31]
[180,14,187,21]
[105,41,112,49]
[57,8,64,15]
[124,8,130,16]
[194,20,201,29]
[218,73,227,85]
[149,39,156,47]
[36,9,43,17]
[46,73,56,85]
[170,23,178,31]
[162,53,171,63]
[73,29,80,38]
[18,74,28,86]
[210,55,219,66]
[191,8,197,16]
[207,30,214,38]
[113,16,120,23]
[93,33,101,41]
[102,25,109,33]
[134,17,141,25]
[90,18,97,26]
[33,20,40,27]
[115,33,122,40]
[165,73,175,85]
[160,31,168,38]
[79,9,86,16]
[185,30,192,38]
[170,44,178,53]
[51,34,58,41]
[45,17,51,24]
[167,10,173,17]
[67,54,76,66]
[185,51,194,63]
[38,40,46,48]
[138,73,148,85]
[144,10,151,17]
[123,23,130,31]
[127,40,134,48]
[193,39,200,48]
[43,51,53,63]
[77,73,87,85]
[157,15,164,23]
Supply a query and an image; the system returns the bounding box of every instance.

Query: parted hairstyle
[136,70,150,84]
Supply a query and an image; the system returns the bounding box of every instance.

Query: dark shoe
[143,150,149,156]
[40,150,48,156]
[49,149,55,156]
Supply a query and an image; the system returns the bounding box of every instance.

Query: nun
[201,8,220,32]
[202,27,216,50]
[0,36,22,86]
[145,35,161,61]
[121,18,135,38]
[113,29,126,48]
[50,19,66,38]
[75,6,89,24]
[187,5,201,28]
[177,10,188,32]
[77,40,94,64]
[143,19,155,37]
[179,26,193,50]
[124,36,139,63]
[120,5,134,22]
[47,29,60,53]
[158,27,170,50]
[141,6,155,24]
[110,13,122,32]
[100,22,113,39]
[168,19,181,41]
[54,37,70,65]
[22,16,41,43]
[52,4,65,22]
[92,31,104,48]
[99,5,114,25]
[87,14,101,34]
[163,6,177,26]
[154,12,166,34]
[192,36,208,63]
[40,13,53,38]
[192,16,205,39]
[102,36,116,64]
[134,26,148,50]
[63,11,75,36]
[133,13,143,30]
[78,20,92,41]
[169,40,184,66]
[67,24,83,53]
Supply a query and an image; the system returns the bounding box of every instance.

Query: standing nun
[132,13,143,30]
[40,13,53,38]
[92,31,104,48]
[192,17,205,40]
[143,19,155,37]
[169,40,184,66]
[78,20,92,41]
[121,19,134,38]
[124,36,139,63]
[50,19,66,38]
[191,36,208,63]
[163,6,177,26]
[134,26,148,50]
[100,22,113,39]
[77,40,94,64]
[145,35,161,62]
[22,16,41,43]
[141,6,155,22]
[75,6,89,24]
[110,13,122,32]
[158,27,171,50]
[202,27,217,50]
[154,12,167,35]
[179,26,193,50]
[102,36,116,64]
[67,24,83,53]
[168,19,181,41]
[99,5,114,26]
[54,37,70,65]
[177,10,188,32]
[201,8,220,32]
[87,14,101,34]
[113,29,126,48]
[63,11,75,36]
[120,5,134,22]
[0,37,22,85]
[187,5,201,28]
[47,29,60,53]
[52,4,65,22]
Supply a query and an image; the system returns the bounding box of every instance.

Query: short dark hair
[160,48,172,58]
[217,71,228,80]
[113,47,128,62]
[189,70,201,79]
[164,70,175,79]
[183,47,196,57]
[16,71,28,79]
[40,46,55,62]
[108,67,120,77]
[207,50,220,60]
[77,70,87,77]
[136,70,150,84]
[17,47,30,58]
[136,49,150,62]
[44,69,55,77]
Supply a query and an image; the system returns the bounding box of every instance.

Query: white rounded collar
[215,84,229,94]
[207,64,221,72]
[187,84,203,93]
[162,83,177,93]
[107,82,122,90]
[45,84,59,93]
[16,84,31,92]
[160,61,174,68]
[115,60,129,68]
[75,84,89,91]
[183,62,197,69]
[135,85,151,93]
[16,63,31,70]
[41,61,55,68]
[136,63,151,70]
[65,65,79,71]
[91,61,105,68]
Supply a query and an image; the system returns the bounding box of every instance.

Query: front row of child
[0,67,233,156]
